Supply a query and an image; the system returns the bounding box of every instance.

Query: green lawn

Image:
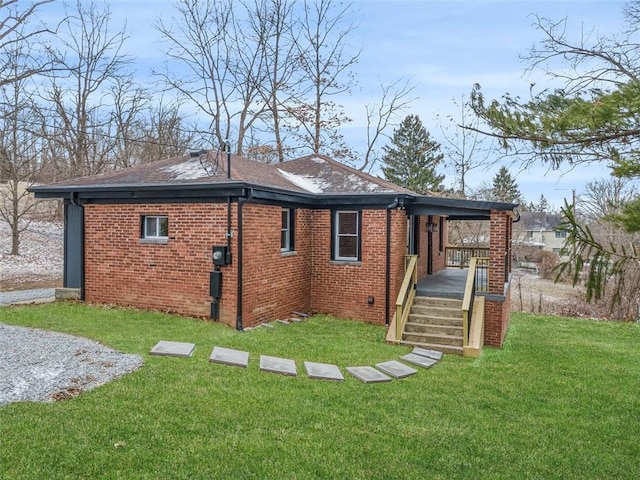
[1,303,639,479]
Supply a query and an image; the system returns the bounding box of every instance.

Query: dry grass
[510,269,627,320]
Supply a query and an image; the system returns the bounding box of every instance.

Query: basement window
[333,210,361,262]
[142,215,169,241]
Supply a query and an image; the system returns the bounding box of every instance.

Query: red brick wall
[484,210,512,347]
[310,209,407,325]
[83,202,409,328]
[417,216,428,280]
[240,205,312,327]
[414,215,448,277]
[83,203,236,322]
[431,216,447,273]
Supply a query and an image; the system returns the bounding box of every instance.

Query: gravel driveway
[0,288,56,306]
[0,323,143,406]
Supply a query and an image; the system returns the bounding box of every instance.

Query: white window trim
[334,210,359,261]
[281,208,292,252]
[143,215,169,240]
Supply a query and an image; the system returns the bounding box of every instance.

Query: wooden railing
[461,257,489,347]
[446,247,490,268]
[394,254,418,341]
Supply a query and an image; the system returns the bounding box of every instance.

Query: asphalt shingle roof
[42,152,411,195]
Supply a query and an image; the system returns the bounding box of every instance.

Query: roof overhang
[31,181,518,217]
[407,197,519,220]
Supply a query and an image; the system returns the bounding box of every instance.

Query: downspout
[236,188,253,331]
[385,198,400,326]
[70,192,85,301]
[226,142,232,259]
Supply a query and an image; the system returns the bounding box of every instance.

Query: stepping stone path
[304,361,344,381]
[149,341,195,357]
[400,353,439,369]
[412,347,443,361]
[346,366,392,384]
[260,355,297,376]
[209,346,250,368]
[150,323,448,384]
[375,360,417,379]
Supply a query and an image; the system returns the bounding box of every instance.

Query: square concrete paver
[401,353,438,369]
[209,346,250,368]
[346,366,392,384]
[375,360,417,379]
[260,355,297,376]
[304,361,344,381]
[412,347,443,361]
[149,341,195,357]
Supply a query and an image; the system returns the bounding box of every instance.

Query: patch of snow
[310,156,326,164]
[161,158,210,180]
[346,173,391,192]
[278,169,328,193]
[0,220,63,288]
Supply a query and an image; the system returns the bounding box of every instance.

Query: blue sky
[43,0,626,208]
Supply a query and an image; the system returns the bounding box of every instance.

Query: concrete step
[400,339,463,356]
[412,296,462,309]
[402,331,462,347]
[408,313,463,327]
[405,322,463,337]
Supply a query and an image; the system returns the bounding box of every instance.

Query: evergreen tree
[530,194,550,212]
[381,114,445,194]
[491,166,522,203]
[470,3,640,306]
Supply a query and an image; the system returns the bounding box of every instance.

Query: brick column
[484,210,512,347]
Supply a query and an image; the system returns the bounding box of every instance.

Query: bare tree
[438,95,493,196]
[0,0,56,88]
[579,177,638,224]
[286,0,359,160]
[0,1,57,255]
[0,50,44,254]
[136,96,195,163]
[43,0,131,177]
[110,76,150,169]
[250,0,299,162]
[156,0,270,154]
[360,78,416,172]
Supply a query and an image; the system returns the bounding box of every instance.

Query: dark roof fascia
[407,196,518,219]
[31,179,515,217]
[31,182,250,203]
[31,181,416,209]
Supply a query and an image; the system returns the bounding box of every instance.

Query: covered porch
[389,198,517,355]
[416,247,490,299]
[416,268,468,300]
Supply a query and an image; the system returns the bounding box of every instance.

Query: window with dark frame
[142,215,169,240]
[333,210,360,261]
[281,208,295,252]
[554,230,567,238]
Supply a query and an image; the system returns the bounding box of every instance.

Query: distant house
[32,152,518,351]
[516,212,566,256]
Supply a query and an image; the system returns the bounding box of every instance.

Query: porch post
[484,210,512,347]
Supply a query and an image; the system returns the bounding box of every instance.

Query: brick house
[32,152,517,350]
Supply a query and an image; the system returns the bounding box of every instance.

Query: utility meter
[212,245,229,266]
